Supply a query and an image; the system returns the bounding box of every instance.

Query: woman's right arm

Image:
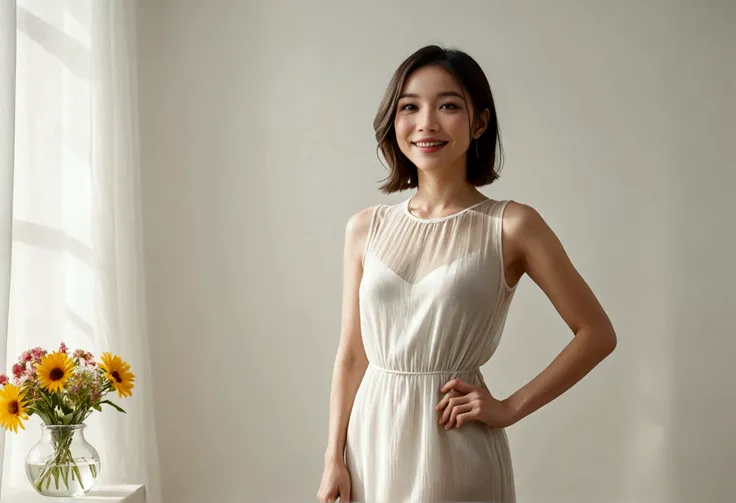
[323,207,374,465]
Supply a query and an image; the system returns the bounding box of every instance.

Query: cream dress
[344,197,518,503]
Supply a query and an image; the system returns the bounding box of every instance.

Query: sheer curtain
[0,1,160,501]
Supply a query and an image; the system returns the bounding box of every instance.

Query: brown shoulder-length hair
[374,44,504,194]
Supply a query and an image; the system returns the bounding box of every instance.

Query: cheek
[444,114,471,138]
[394,116,413,142]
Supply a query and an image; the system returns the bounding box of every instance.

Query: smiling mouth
[412,141,448,148]
[412,141,448,153]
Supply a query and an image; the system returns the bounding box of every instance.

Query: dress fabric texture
[345,197,518,503]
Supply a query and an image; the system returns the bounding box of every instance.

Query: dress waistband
[368,362,480,376]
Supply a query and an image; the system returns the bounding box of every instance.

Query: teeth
[415,141,446,147]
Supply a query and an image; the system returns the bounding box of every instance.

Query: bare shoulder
[344,205,380,264]
[346,206,377,237]
[501,200,563,259]
[501,200,548,241]
[497,200,554,286]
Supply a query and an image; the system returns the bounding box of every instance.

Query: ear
[473,108,491,139]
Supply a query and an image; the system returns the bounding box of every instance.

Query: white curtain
[0,1,160,501]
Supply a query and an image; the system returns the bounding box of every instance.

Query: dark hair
[374,44,504,194]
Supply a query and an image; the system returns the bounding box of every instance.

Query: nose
[418,108,440,132]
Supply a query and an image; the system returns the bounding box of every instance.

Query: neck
[412,158,484,208]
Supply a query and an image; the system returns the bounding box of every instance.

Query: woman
[317,44,617,503]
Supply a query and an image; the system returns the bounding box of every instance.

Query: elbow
[577,321,617,360]
[336,350,368,371]
[605,332,617,356]
[598,326,617,358]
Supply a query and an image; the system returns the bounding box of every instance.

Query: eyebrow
[398,91,464,100]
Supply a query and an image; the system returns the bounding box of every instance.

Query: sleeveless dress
[344,197,518,503]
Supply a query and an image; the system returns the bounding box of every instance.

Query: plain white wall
[136,1,736,502]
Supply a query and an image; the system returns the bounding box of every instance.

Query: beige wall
[136,1,736,502]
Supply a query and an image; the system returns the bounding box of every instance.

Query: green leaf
[35,411,52,425]
[99,400,126,413]
[72,464,84,488]
[40,392,54,409]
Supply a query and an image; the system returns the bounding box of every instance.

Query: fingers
[318,486,348,503]
[317,466,351,502]
[445,402,473,429]
[439,394,471,425]
[319,492,343,503]
[440,378,476,395]
[455,409,476,428]
[340,484,351,502]
[435,388,462,412]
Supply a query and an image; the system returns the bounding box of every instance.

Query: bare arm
[323,207,374,464]
[501,201,617,425]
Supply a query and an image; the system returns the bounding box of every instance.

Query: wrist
[502,395,524,426]
[324,450,345,465]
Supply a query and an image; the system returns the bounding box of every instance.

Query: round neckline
[403,197,493,223]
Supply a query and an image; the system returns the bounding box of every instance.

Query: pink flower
[20,350,32,362]
[0,374,7,386]
[30,347,46,362]
[59,342,68,354]
[12,363,24,378]
[72,349,96,367]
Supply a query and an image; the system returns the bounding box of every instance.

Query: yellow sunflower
[99,352,135,398]
[0,383,29,433]
[36,351,75,392]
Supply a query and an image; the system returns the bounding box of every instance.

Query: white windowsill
[0,484,145,502]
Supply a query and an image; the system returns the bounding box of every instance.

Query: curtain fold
[0,0,17,487]
[0,1,160,501]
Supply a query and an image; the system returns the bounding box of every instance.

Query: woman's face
[394,65,484,177]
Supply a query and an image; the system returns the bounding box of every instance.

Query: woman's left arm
[438,201,617,430]
[499,201,617,425]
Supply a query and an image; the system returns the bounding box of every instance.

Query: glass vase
[24,424,101,497]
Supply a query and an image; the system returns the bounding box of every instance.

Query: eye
[398,102,461,112]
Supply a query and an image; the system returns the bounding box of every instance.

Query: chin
[410,155,458,173]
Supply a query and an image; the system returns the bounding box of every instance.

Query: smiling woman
[373,45,502,193]
[317,44,616,503]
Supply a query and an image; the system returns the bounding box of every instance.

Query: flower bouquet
[0,343,135,497]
